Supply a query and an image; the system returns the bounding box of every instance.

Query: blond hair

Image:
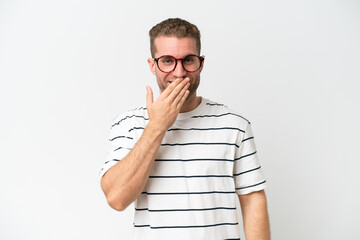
[149,18,201,57]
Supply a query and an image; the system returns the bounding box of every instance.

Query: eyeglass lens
[157,55,201,72]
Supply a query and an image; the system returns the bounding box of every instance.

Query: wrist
[145,121,167,138]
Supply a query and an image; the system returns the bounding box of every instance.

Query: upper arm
[233,123,267,195]
[238,190,267,211]
[99,112,138,181]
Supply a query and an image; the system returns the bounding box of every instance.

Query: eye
[161,56,175,65]
[183,56,195,64]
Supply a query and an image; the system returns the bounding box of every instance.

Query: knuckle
[164,99,171,107]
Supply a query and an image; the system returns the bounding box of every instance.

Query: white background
[1,0,359,239]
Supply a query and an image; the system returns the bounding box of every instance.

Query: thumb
[146,86,153,108]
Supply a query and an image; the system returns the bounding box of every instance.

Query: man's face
[148,36,204,96]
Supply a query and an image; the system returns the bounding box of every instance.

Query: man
[100,18,270,240]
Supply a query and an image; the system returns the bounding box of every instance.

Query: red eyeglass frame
[153,54,205,73]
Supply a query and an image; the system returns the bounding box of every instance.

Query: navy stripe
[112,115,149,128]
[133,224,150,228]
[167,127,244,133]
[135,208,148,211]
[107,156,252,164]
[130,106,147,111]
[235,151,257,161]
[206,103,225,106]
[128,127,145,132]
[233,166,261,177]
[241,136,254,142]
[109,136,133,141]
[155,158,234,162]
[134,222,239,229]
[135,207,236,212]
[114,146,132,151]
[161,142,240,148]
[104,159,121,165]
[236,180,266,190]
[149,174,233,179]
[141,191,236,195]
[191,113,250,124]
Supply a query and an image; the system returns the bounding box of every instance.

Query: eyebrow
[155,53,199,58]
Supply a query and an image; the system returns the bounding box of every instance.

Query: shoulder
[110,106,148,129]
[202,98,251,127]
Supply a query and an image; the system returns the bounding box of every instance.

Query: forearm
[101,78,190,211]
[101,122,165,211]
[239,190,271,240]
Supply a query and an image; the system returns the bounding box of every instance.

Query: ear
[199,55,205,73]
[147,58,156,75]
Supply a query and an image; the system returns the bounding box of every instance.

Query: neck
[180,92,201,113]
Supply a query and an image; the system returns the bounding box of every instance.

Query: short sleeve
[233,123,267,195]
[99,113,137,179]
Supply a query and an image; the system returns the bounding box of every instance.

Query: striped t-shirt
[100,97,267,240]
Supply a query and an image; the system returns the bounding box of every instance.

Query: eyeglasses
[153,54,204,73]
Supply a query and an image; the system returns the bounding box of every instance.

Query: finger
[146,86,153,108]
[160,78,183,98]
[176,89,190,110]
[173,82,190,106]
[167,78,190,101]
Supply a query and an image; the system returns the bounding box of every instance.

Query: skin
[147,36,203,113]
[239,190,271,240]
[100,36,270,239]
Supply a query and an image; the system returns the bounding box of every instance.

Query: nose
[172,59,187,79]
